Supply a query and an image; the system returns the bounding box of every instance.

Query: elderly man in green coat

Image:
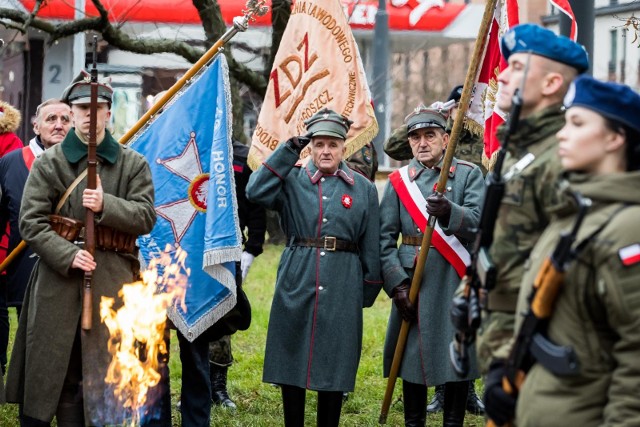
[246,108,382,427]
[6,72,156,426]
[380,104,485,427]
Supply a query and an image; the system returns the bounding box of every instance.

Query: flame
[100,245,189,426]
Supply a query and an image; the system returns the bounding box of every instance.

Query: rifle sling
[55,168,88,215]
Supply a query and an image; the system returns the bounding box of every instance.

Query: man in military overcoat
[6,72,156,426]
[246,108,382,427]
[380,104,484,427]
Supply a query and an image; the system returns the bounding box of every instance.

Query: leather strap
[55,169,88,214]
[402,235,424,246]
[287,236,358,253]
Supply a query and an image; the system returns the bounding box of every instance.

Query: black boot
[210,364,237,409]
[402,380,427,427]
[281,384,306,427]
[466,381,485,415]
[317,391,343,427]
[443,381,468,427]
[426,384,444,414]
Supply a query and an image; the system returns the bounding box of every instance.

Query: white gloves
[240,251,255,280]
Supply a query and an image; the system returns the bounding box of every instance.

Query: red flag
[466,0,519,169]
[549,0,577,41]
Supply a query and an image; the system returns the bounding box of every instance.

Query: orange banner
[248,0,378,170]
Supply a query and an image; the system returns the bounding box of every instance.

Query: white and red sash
[22,138,44,171]
[389,166,470,277]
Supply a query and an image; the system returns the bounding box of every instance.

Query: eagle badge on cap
[323,112,329,119]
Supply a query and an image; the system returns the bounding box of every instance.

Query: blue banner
[129,55,241,341]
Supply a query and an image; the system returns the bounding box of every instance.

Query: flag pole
[378,0,499,423]
[0,1,269,276]
[118,0,269,145]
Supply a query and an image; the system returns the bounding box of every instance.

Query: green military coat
[380,157,484,386]
[6,130,155,425]
[246,143,382,392]
[515,172,640,427]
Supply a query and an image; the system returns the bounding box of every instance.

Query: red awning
[21,0,466,32]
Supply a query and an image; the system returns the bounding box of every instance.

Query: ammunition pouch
[49,214,84,242]
[529,332,580,377]
[49,214,137,254]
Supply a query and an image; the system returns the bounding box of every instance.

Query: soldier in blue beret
[379,103,485,426]
[498,76,640,426]
[477,23,590,401]
[246,108,382,426]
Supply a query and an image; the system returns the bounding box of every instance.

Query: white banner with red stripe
[549,0,577,41]
[389,166,470,278]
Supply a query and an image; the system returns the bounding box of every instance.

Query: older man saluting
[247,108,382,427]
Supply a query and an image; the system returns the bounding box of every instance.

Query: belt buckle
[324,236,337,252]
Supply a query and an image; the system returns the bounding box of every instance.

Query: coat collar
[61,128,120,165]
[407,156,458,181]
[307,160,355,185]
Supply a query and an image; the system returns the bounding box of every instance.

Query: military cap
[501,23,589,74]
[447,85,463,103]
[565,75,640,135]
[61,70,113,105]
[304,108,353,140]
[404,103,448,134]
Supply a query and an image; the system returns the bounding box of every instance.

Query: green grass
[1,245,484,426]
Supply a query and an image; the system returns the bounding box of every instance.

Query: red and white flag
[549,0,577,41]
[466,0,519,170]
[619,243,640,267]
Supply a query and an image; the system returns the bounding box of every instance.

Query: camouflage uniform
[346,142,378,181]
[384,119,487,175]
[475,105,565,374]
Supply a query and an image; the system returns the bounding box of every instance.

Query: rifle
[81,35,99,331]
[449,54,533,377]
[486,191,591,427]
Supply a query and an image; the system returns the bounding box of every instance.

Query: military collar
[407,156,457,181]
[61,128,120,165]
[307,160,355,185]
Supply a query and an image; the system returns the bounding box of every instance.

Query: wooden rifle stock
[82,37,99,331]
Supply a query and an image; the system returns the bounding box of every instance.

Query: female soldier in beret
[485,75,640,426]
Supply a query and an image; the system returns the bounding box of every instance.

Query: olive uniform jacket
[380,157,484,386]
[515,172,640,427]
[6,130,155,425]
[246,143,382,392]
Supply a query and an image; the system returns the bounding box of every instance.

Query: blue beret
[565,75,640,134]
[501,24,589,74]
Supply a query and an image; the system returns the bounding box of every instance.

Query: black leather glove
[286,135,311,154]
[426,193,452,225]
[484,359,517,427]
[450,295,470,332]
[392,281,416,323]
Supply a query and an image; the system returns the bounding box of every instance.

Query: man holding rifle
[475,24,588,380]
[379,103,484,427]
[6,70,156,426]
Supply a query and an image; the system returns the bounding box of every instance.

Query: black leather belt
[288,236,358,253]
